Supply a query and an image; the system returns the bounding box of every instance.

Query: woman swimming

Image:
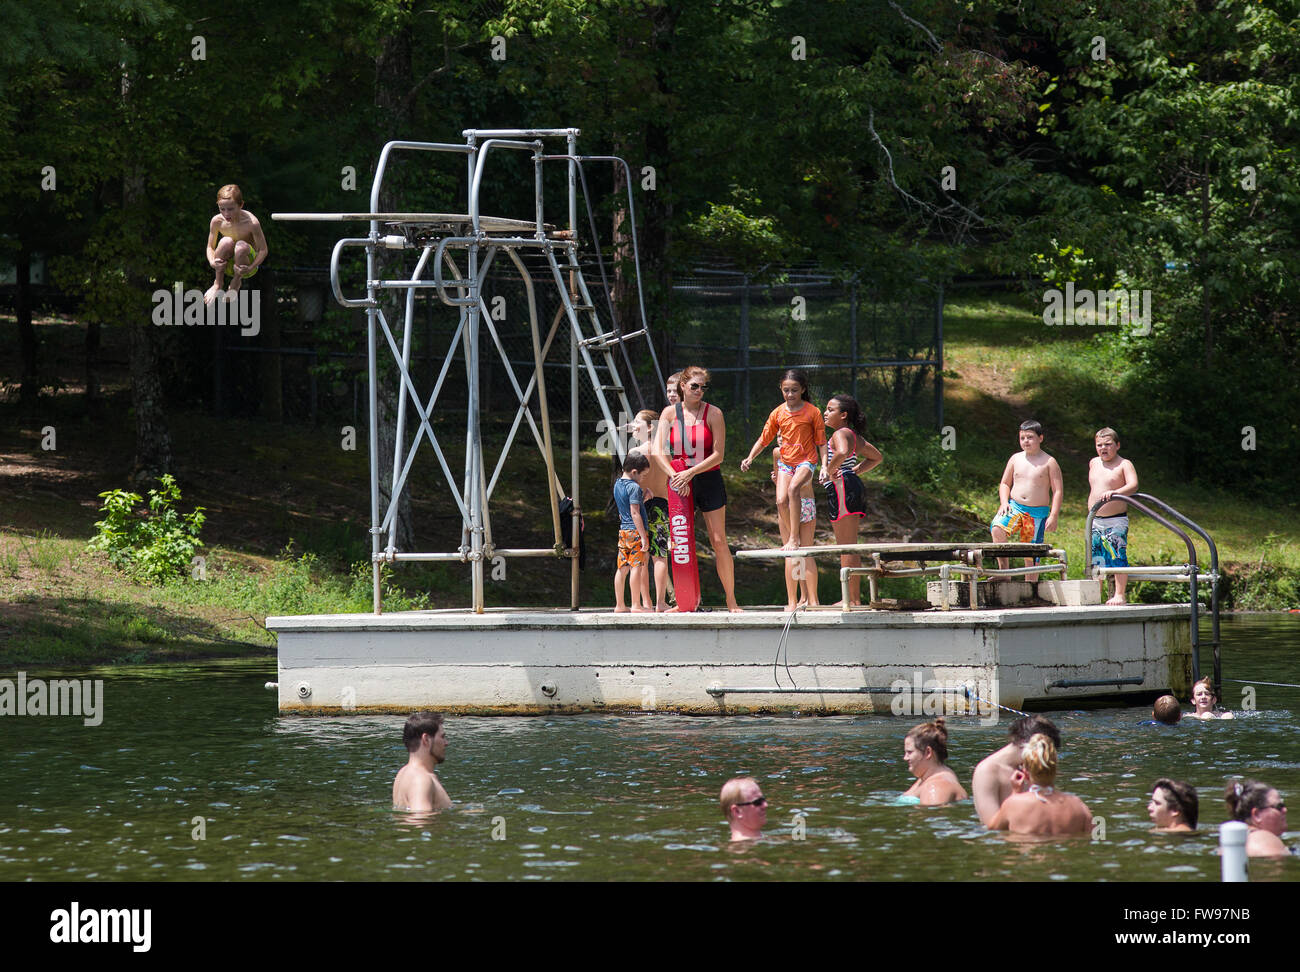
[901,718,968,806]
[987,734,1093,835]
[1224,779,1290,857]
[1148,778,1198,832]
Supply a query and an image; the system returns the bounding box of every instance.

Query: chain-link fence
[666,266,943,440]
[201,260,943,458]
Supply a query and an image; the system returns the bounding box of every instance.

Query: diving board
[272,212,557,233]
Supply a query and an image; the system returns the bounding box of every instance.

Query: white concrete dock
[268,603,1193,716]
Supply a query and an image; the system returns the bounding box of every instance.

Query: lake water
[2,613,1297,881]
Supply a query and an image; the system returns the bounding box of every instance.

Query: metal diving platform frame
[274,128,663,614]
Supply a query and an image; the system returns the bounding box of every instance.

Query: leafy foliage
[88,475,205,583]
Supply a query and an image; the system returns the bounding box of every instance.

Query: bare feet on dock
[1105,594,1126,606]
[782,537,800,551]
[727,602,743,613]
[631,606,652,613]
[615,606,630,613]
[204,284,222,305]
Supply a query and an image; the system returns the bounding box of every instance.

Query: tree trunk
[611,7,678,400]
[124,159,171,479]
[1202,161,1213,367]
[373,26,416,552]
[16,246,38,407]
[85,317,102,417]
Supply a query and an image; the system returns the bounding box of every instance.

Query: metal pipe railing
[1085,493,1218,687]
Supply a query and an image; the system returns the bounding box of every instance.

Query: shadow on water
[0,614,1296,881]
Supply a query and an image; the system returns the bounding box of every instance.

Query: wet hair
[1095,427,1120,445]
[720,776,759,820]
[1008,714,1060,749]
[1224,779,1277,821]
[1019,419,1043,437]
[402,711,444,752]
[1192,677,1217,703]
[623,452,650,474]
[1153,778,1199,829]
[217,183,244,206]
[635,409,658,425]
[779,369,813,403]
[1020,733,1058,786]
[1152,695,1182,724]
[906,717,949,764]
[828,393,867,437]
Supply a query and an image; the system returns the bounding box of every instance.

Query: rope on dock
[962,685,1031,719]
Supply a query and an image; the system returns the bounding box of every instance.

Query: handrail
[1131,492,1221,688]
[469,139,543,236]
[330,238,376,307]
[1085,494,1220,691]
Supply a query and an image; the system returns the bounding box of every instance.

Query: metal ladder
[1086,492,1222,693]
[544,242,642,462]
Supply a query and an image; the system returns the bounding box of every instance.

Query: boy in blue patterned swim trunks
[1087,427,1138,605]
[991,420,1063,582]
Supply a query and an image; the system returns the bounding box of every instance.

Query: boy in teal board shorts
[990,420,1063,582]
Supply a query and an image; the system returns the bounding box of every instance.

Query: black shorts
[824,471,866,522]
[690,468,728,513]
[644,496,669,558]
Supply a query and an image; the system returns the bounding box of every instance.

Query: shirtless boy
[990,420,1062,582]
[1087,427,1138,605]
[205,184,268,305]
[392,711,452,812]
[972,715,1061,826]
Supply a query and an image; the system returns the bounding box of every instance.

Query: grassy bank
[3,291,1297,666]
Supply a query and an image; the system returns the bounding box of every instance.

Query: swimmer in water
[392,711,452,812]
[1191,677,1233,719]
[987,733,1092,836]
[1148,778,1197,832]
[720,776,767,841]
[972,714,1061,826]
[901,718,968,806]
[1224,779,1289,858]
[1152,694,1182,725]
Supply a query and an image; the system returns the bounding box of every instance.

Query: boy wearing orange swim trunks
[613,453,652,613]
[990,420,1062,582]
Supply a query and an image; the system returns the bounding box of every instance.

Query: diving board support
[272,129,661,613]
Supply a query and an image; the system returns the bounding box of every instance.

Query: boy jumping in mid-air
[613,453,652,613]
[990,420,1062,582]
[1087,426,1138,605]
[205,184,268,305]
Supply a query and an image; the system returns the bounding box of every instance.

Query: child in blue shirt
[613,453,652,612]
